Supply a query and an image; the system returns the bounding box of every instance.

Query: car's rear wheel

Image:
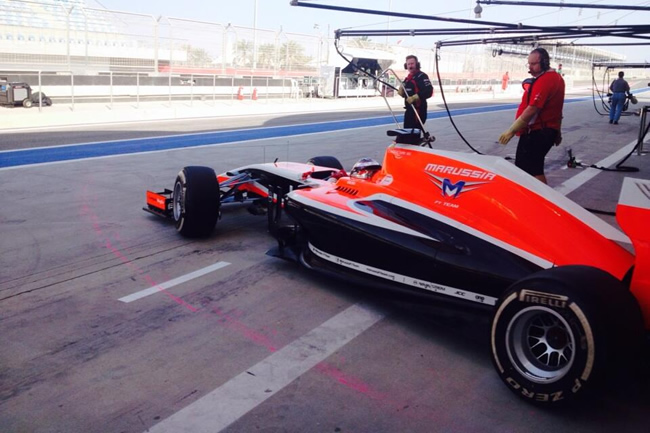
[32,92,52,106]
[490,265,643,406]
[22,98,32,108]
[173,166,220,237]
[307,156,343,170]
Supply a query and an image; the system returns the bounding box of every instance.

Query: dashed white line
[118,261,231,303]
[146,303,384,433]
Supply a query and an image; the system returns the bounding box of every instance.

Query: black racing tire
[32,92,52,106]
[490,265,644,406]
[306,156,344,170]
[173,166,220,237]
[32,92,44,103]
[22,98,32,108]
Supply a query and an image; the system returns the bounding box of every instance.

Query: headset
[531,47,551,71]
[404,55,421,70]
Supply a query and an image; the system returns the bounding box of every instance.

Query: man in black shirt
[398,55,433,129]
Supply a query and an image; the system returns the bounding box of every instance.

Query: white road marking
[118,261,231,303]
[147,303,384,433]
[554,138,643,196]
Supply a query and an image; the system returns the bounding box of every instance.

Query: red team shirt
[515,70,565,135]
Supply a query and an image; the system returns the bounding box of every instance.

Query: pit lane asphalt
[1,95,649,433]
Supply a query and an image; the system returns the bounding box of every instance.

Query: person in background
[502,71,509,91]
[398,55,433,129]
[609,71,630,125]
[498,48,565,184]
[557,63,564,77]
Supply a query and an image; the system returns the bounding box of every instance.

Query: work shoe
[609,119,613,124]
[614,121,618,124]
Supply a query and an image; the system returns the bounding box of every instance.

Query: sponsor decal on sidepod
[424,164,495,199]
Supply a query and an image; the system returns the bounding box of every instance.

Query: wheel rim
[505,306,575,384]
[173,180,184,221]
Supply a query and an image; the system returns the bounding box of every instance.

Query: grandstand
[0,0,169,73]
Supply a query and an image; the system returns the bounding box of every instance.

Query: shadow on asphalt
[289,261,650,420]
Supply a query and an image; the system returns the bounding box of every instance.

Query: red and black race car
[145,128,649,406]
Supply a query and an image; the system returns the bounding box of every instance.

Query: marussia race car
[145,128,649,406]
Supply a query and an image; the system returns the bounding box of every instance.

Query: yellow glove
[397,86,405,97]
[498,117,528,145]
[406,94,419,105]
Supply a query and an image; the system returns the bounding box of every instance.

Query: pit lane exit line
[146,302,384,433]
[118,261,230,303]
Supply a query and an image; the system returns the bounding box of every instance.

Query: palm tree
[279,40,312,70]
[257,43,276,69]
[182,45,213,67]
[233,40,253,67]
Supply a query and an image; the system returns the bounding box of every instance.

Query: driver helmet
[350,157,382,180]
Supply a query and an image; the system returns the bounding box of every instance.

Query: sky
[86,1,649,62]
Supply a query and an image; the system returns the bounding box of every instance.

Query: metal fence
[0,70,324,110]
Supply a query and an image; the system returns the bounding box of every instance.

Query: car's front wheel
[173,166,220,237]
[490,265,643,406]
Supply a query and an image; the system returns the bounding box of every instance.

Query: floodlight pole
[253,0,258,70]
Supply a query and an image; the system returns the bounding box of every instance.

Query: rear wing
[616,177,650,329]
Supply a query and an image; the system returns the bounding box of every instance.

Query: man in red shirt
[498,48,565,184]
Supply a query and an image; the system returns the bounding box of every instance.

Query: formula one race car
[144,128,649,406]
[144,155,346,237]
